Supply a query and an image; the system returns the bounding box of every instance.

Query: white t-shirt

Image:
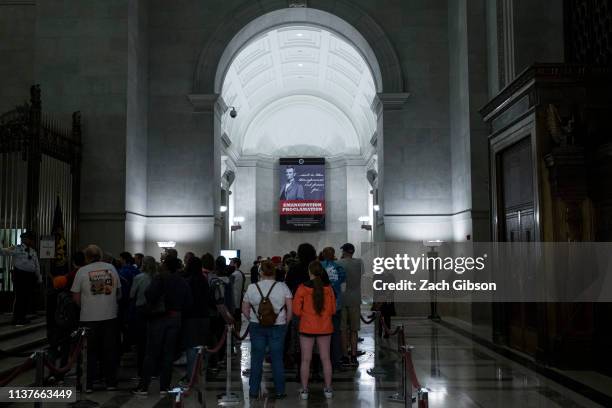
[243,279,292,325]
[71,261,121,322]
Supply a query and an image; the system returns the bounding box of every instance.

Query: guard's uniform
[0,244,41,324]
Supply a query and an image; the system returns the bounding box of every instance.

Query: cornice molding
[221,132,232,149]
[235,153,367,169]
[379,92,411,109]
[187,93,222,113]
[0,0,35,5]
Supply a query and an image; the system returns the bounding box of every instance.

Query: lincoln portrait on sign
[280,166,304,200]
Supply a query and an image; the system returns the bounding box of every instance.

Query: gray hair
[84,245,103,263]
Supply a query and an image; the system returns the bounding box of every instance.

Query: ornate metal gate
[0,85,81,309]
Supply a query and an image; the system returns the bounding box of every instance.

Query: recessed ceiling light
[298,63,303,67]
[296,33,303,37]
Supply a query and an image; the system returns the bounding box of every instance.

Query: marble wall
[34,0,130,256]
[0,0,565,275]
[0,3,35,113]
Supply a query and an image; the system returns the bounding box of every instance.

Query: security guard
[0,231,41,326]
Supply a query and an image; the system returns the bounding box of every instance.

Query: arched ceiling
[221,25,377,156]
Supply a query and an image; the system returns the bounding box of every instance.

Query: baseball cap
[340,243,355,254]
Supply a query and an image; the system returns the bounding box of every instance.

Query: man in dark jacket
[133,257,193,396]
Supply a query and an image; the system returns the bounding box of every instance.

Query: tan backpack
[251,282,284,326]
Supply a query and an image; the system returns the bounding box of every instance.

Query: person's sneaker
[131,387,148,397]
[275,393,287,399]
[299,389,309,400]
[323,388,333,399]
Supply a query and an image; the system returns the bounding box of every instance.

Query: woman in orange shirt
[292,260,336,400]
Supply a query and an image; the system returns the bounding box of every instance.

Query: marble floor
[9,316,605,407]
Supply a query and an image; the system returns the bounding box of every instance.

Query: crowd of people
[3,232,369,401]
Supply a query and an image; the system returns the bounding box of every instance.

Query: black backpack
[55,291,79,329]
[209,277,234,312]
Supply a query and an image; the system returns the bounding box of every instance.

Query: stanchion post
[203,346,209,408]
[418,388,429,408]
[386,350,405,403]
[367,312,388,377]
[401,345,419,408]
[218,325,240,406]
[34,351,44,408]
[76,344,83,393]
[173,389,183,408]
[195,346,206,408]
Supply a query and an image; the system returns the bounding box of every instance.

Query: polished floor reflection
[13,317,604,407]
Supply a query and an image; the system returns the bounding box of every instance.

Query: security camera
[229,107,237,118]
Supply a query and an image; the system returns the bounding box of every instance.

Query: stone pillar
[449,0,490,243]
[345,160,370,257]
[233,161,258,266]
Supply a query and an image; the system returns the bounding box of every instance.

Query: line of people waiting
[43,241,364,400]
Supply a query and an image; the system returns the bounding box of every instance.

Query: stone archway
[193,1,404,94]
[188,4,409,254]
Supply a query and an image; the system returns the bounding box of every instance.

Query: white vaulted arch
[204,6,388,258]
[219,24,377,157]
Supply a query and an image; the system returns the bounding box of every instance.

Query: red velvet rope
[43,336,84,375]
[177,349,205,401]
[232,325,250,341]
[0,357,34,387]
[205,326,228,354]
[403,350,421,389]
[397,327,406,351]
[380,316,401,337]
[360,313,377,324]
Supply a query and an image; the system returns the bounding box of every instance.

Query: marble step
[0,322,48,381]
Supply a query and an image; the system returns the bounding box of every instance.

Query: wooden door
[499,138,538,355]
